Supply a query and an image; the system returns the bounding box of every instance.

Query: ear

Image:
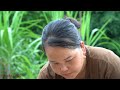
[80,41,86,56]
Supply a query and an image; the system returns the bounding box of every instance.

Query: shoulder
[86,45,120,79]
[37,61,55,79]
[86,45,120,62]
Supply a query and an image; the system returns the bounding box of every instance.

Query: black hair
[42,18,82,51]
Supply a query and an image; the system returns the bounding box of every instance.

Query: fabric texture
[37,46,120,79]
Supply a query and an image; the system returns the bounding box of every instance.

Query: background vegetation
[0,11,120,79]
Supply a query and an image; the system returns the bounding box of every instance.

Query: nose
[60,64,68,72]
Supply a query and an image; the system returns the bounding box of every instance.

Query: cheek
[70,57,84,72]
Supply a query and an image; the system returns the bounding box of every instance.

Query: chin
[64,75,76,79]
[62,73,77,79]
[64,77,75,79]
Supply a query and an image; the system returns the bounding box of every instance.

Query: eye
[66,57,75,62]
[53,62,59,65]
[66,59,72,62]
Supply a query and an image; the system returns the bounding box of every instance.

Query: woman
[37,18,120,79]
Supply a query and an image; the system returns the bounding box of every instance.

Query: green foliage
[0,11,25,79]
[66,11,79,19]
[81,11,120,56]
[91,11,120,56]
[0,11,47,79]
[42,11,64,23]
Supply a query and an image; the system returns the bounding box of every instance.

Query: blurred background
[0,11,120,79]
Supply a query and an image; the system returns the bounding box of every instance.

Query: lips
[62,73,72,76]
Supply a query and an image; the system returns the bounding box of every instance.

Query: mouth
[62,72,72,76]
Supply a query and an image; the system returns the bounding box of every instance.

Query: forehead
[45,46,79,61]
[45,46,76,54]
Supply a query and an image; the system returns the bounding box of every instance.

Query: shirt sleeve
[105,50,120,79]
[37,68,49,79]
[37,62,55,79]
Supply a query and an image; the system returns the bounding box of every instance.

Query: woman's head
[42,18,81,49]
[41,18,86,79]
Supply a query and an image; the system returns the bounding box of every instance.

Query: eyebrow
[49,56,72,63]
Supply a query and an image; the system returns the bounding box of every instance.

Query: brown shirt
[37,46,120,79]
